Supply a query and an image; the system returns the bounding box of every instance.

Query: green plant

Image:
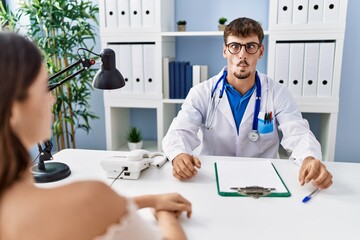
[218,17,227,25]
[177,20,187,25]
[127,127,143,143]
[0,0,99,150]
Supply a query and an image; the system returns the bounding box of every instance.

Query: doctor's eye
[228,42,240,52]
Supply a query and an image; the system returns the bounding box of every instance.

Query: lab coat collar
[216,67,238,130]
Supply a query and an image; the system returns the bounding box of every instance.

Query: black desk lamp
[32,48,125,183]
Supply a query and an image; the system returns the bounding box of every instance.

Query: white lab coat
[162,68,322,164]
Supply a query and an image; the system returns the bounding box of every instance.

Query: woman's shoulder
[1,180,127,240]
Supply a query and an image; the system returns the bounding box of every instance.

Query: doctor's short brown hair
[224,17,264,45]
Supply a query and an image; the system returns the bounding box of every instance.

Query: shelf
[117,140,159,152]
[294,97,339,113]
[162,30,270,37]
[163,99,185,104]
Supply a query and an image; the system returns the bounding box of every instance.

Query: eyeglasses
[226,42,261,55]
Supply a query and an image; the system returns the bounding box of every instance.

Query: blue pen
[302,188,320,203]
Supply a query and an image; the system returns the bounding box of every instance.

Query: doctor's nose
[237,46,248,59]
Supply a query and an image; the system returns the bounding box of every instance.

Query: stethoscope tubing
[207,70,262,138]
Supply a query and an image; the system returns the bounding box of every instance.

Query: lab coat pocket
[258,119,274,134]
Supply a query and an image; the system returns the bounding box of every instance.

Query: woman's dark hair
[0,32,43,195]
[224,17,264,45]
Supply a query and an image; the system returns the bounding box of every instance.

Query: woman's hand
[153,193,192,218]
[133,193,192,218]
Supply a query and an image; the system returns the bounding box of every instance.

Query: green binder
[214,161,291,198]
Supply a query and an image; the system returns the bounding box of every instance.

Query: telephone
[100,149,168,180]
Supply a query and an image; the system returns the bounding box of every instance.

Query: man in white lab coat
[162,17,333,189]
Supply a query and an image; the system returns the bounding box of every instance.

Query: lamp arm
[48,57,95,91]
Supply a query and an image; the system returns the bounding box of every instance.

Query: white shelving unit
[267,0,347,161]
[99,0,347,161]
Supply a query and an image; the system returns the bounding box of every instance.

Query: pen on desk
[302,188,320,203]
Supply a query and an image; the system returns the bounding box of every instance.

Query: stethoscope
[205,70,262,142]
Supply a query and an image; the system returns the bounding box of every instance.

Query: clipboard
[214,160,291,198]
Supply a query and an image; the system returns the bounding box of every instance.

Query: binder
[200,65,209,82]
[179,62,188,98]
[288,43,305,97]
[308,0,324,23]
[118,44,133,93]
[129,0,142,27]
[323,0,340,23]
[143,44,156,94]
[192,65,201,87]
[274,43,290,86]
[162,57,174,99]
[117,0,130,27]
[105,0,118,27]
[141,0,155,27]
[174,61,181,99]
[131,44,144,93]
[169,61,176,99]
[292,0,309,24]
[277,0,293,24]
[317,42,335,97]
[185,63,193,97]
[214,160,291,197]
[303,42,320,97]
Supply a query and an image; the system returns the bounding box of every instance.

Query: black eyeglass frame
[225,42,262,55]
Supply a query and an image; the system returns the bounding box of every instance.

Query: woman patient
[0,32,191,240]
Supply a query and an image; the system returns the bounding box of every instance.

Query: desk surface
[42,149,360,240]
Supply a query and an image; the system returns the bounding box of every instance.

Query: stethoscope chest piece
[248,130,259,142]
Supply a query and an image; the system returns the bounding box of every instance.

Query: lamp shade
[92,48,126,90]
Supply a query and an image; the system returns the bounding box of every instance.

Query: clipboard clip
[230,186,276,199]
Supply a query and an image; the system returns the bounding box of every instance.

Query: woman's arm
[155,211,187,240]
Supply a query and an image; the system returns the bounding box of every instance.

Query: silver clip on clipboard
[230,186,276,199]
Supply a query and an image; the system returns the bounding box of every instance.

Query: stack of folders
[163,57,208,99]
[274,41,335,97]
[104,0,156,28]
[277,0,340,25]
[111,43,157,95]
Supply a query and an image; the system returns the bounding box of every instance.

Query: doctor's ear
[258,44,264,58]
[223,44,227,58]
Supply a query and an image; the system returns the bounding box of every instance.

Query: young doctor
[162,17,333,189]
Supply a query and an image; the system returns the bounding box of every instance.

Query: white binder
[317,42,335,97]
[142,0,155,27]
[117,0,130,27]
[303,42,320,97]
[130,0,142,27]
[288,43,305,97]
[192,65,201,86]
[143,44,156,94]
[200,65,209,82]
[292,0,309,24]
[277,0,293,24]
[323,0,340,23]
[118,44,133,93]
[105,0,118,27]
[308,0,324,23]
[131,44,144,93]
[274,43,290,86]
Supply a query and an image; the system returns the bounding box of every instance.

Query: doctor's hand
[172,153,201,180]
[299,157,333,189]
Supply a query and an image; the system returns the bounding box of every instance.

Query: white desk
[42,149,360,240]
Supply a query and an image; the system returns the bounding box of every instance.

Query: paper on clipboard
[215,160,290,197]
